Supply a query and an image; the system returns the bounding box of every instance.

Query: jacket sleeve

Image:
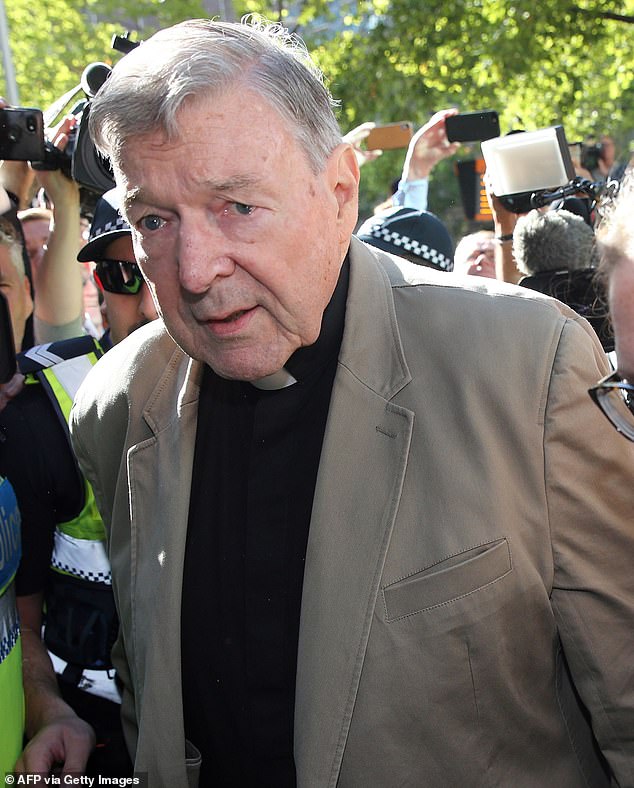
[545,315,634,784]
[70,360,140,761]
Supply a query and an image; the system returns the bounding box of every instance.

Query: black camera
[580,142,603,173]
[0,108,46,162]
[0,64,115,213]
[480,125,606,214]
[0,35,141,212]
[40,62,116,194]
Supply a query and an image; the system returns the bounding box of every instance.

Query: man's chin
[201,351,294,383]
[167,325,299,381]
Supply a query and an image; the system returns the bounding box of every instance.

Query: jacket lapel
[125,352,203,769]
[123,240,414,781]
[294,240,414,786]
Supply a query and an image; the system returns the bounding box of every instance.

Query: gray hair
[0,222,25,278]
[513,209,599,276]
[89,16,343,175]
[596,168,634,278]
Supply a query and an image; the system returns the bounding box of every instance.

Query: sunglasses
[94,259,144,296]
[588,370,634,442]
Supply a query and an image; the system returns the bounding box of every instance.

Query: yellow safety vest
[0,475,24,776]
[21,338,116,672]
[21,338,107,569]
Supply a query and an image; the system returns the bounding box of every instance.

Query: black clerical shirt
[181,259,349,787]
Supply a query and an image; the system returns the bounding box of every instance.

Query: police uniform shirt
[0,382,82,596]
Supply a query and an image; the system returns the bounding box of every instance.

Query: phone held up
[365,122,414,151]
[0,107,46,161]
[445,111,500,143]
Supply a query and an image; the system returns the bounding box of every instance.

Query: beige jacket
[71,237,634,787]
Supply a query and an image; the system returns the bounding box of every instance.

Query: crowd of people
[0,14,633,787]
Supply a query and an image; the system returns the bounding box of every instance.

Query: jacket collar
[142,236,412,435]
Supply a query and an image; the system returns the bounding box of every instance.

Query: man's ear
[22,274,33,320]
[326,143,360,243]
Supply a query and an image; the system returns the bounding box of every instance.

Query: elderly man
[70,18,634,788]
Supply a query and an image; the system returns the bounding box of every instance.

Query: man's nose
[177,221,236,293]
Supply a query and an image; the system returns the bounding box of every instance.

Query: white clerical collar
[249,367,298,391]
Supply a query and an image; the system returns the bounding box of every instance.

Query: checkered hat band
[0,584,19,666]
[90,214,129,242]
[0,619,19,665]
[370,226,452,271]
[52,529,112,586]
[51,560,112,585]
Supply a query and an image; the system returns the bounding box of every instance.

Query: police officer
[1,190,156,774]
[0,473,24,776]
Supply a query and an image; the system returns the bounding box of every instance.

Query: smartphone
[445,111,500,143]
[0,107,46,161]
[365,122,414,150]
[0,292,16,384]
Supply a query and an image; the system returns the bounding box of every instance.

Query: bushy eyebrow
[123,175,262,217]
[202,174,262,193]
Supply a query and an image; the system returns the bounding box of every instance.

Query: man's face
[100,235,159,345]
[453,234,496,278]
[21,218,50,271]
[608,256,634,382]
[600,136,616,168]
[0,245,32,352]
[118,88,358,381]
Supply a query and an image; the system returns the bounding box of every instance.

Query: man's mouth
[218,309,249,323]
[203,306,258,335]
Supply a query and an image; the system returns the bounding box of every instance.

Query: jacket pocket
[185,739,202,788]
[383,538,511,621]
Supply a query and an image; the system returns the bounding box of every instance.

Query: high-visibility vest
[0,475,24,775]
[20,337,117,672]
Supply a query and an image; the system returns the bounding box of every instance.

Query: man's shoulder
[106,318,178,366]
[349,236,603,381]
[73,320,186,416]
[352,235,577,322]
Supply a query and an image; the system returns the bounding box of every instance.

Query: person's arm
[545,317,634,785]
[484,174,523,284]
[0,373,24,410]
[0,159,37,210]
[31,117,83,337]
[393,108,460,211]
[342,122,383,169]
[14,593,95,774]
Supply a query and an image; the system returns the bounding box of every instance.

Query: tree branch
[574,5,634,24]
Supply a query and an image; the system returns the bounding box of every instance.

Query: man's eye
[140,215,165,232]
[230,203,255,216]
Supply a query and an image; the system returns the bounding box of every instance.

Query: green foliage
[2,0,632,237]
[1,0,208,110]
[236,0,634,235]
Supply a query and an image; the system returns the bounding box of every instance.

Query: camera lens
[26,114,37,133]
